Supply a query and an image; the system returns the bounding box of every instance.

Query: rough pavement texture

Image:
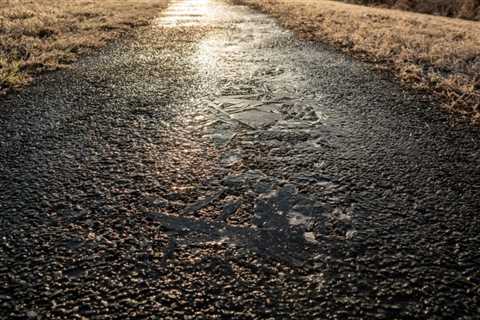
[1,0,480,319]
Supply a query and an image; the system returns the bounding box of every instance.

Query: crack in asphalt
[1,0,480,319]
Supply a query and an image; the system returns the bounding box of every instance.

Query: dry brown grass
[343,0,480,21]
[235,0,480,122]
[0,0,169,93]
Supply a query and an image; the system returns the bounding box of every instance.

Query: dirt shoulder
[235,0,480,122]
[0,0,169,93]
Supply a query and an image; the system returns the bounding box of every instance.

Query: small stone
[223,202,240,216]
[304,232,318,243]
[345,230,357,240]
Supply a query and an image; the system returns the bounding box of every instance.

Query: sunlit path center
[156,0,219,27]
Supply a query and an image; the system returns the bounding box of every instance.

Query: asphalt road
[1,0,480,319]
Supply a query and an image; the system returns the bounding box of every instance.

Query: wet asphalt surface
[1,0,480,319]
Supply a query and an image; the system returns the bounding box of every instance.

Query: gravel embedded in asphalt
[1,0,480,319]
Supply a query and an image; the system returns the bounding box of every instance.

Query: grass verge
[0,0,169,93]
[235,0,480,122]
[342,0,480,21]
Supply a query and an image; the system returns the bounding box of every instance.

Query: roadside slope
[235,0,480,122]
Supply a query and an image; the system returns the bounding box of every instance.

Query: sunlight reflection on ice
[155,0,213,27]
